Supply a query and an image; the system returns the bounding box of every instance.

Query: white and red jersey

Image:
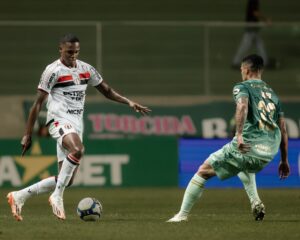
[38,59,102,129]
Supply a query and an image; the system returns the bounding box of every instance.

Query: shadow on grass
[266,219,300,223]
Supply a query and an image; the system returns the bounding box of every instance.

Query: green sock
[238,172,261,204]
[179,174,206,216]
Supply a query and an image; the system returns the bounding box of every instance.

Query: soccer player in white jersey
[7,33,151,221]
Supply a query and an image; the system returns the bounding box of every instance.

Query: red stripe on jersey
[57,75,73,82]
[79,72,91,80]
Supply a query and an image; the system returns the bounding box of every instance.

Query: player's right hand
[129,101,152,116]
[21,135,32,156]
[237,134,251,154]
[278,160,290,180]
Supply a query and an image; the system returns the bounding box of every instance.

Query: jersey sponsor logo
[254,144,272,154]
[90,67,101,80]
[67,109,84,115]
[48,73,56,89]
[233,88,240,95]
[59,128,65,136]
[63,124,73,130]
[63,91,85,101]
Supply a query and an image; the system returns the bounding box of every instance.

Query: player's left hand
[129,101,151,116]
[278,161,290,180]
[237,134,251,154]
[21,135,32,156]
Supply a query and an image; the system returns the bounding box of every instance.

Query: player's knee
[197,163,214,179]
[71,145,85,160]
[197,168,210,179]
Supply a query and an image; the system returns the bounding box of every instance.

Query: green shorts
[206,142,271,180]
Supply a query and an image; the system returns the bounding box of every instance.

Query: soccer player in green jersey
[167,54,290,222]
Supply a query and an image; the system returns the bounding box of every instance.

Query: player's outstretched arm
[278,117,290,179]
[21,89,49,156]
[95,81,151,115]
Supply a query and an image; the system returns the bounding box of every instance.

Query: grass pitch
[1,188,299,240]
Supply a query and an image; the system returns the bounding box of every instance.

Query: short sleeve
[38,67,58,93]
[88,66,103,87]
[233,83,249,103]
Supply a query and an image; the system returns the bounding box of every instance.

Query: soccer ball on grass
[77,197,103,221]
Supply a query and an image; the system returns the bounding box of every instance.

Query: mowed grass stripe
[0,188,299,240]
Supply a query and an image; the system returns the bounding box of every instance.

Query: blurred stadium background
[0,0,299,180]
[0,0,299,186]
[0,0,299,136]
[0,1,299,238]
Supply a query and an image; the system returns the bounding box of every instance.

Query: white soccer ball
[77,197,103,221]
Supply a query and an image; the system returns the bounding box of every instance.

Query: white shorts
[48,120,83,162]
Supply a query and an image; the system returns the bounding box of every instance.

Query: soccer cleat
[251,201,265,221]
[49,194,66,220]
[166,213,188,223]
[7,191,25,221]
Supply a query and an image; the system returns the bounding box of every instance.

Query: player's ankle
[178,211,189,217]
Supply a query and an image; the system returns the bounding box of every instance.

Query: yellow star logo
[14,141,56,184]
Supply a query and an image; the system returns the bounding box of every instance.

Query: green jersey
[206,79,284,179]
[232,79,283,161]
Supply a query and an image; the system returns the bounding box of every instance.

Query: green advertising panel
[23,101,300,139]
[0,138,177,188]
[70,101,300,139]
